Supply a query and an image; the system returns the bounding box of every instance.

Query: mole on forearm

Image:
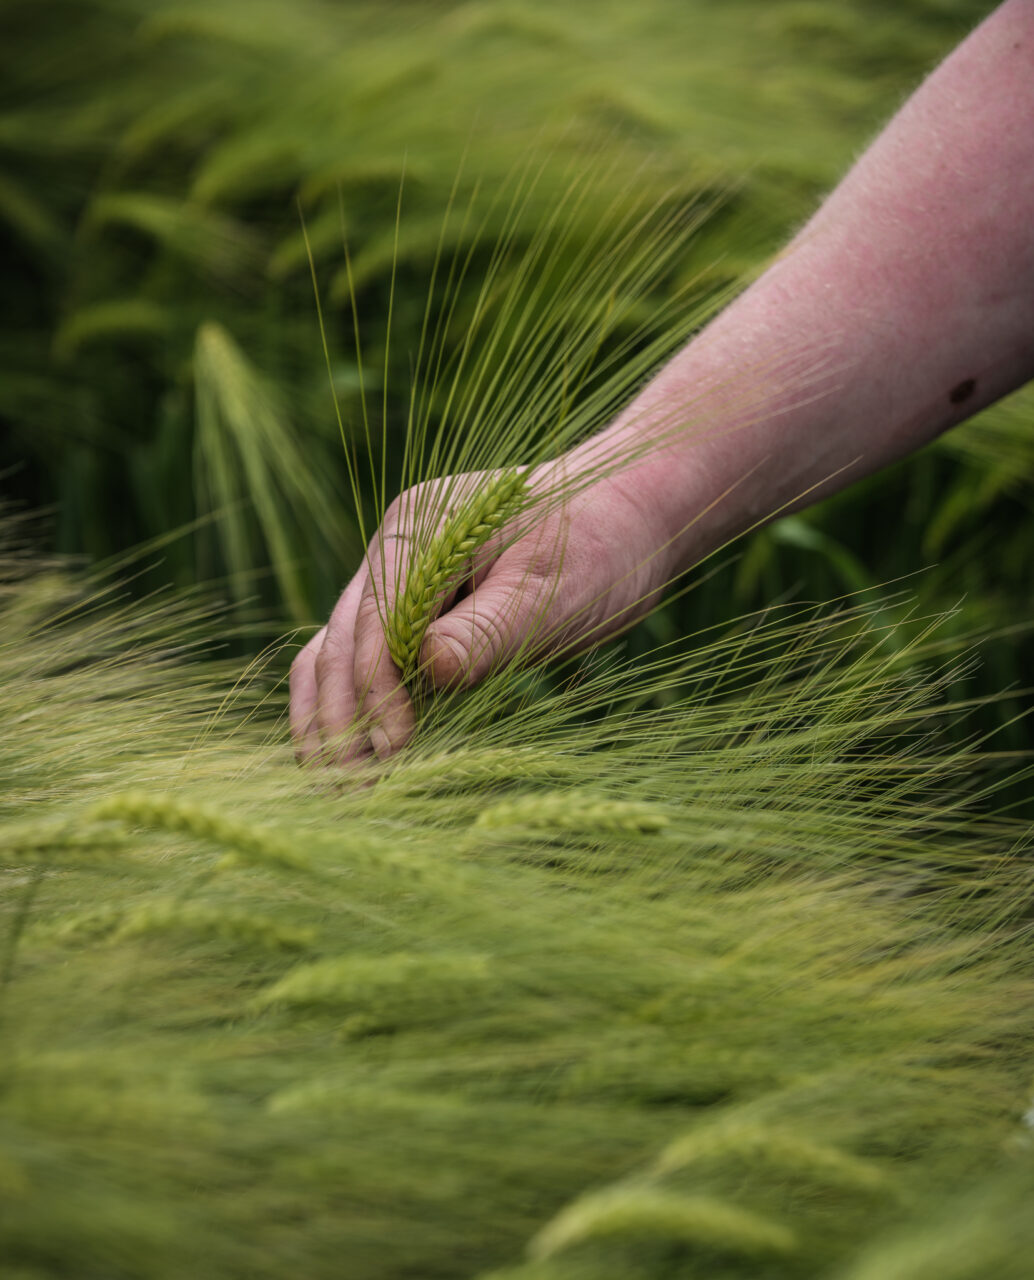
[949,378,976,405]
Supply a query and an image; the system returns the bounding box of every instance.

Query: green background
[2,0,1028,741]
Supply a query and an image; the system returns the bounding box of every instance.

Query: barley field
[2,2,1033,1277]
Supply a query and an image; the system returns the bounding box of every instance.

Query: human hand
[289,459,676,765]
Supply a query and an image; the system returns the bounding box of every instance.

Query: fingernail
[369,726,392,760]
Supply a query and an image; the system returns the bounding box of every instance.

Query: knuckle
[383,488,421,533]
[435,610,501,680]
[464,608,503,651]
[354,590,386,631]
[319,620,350,656]
[289,630,324,686]
[312,642,338,684]
[311,655,330,688]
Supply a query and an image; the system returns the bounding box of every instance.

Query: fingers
[419,499,642,690]
[312,566,370,763]
[351,532,420,758]
[290,470,610,766]
[291,483,477,766]
[290,549,409,767]
[422,556,560,690]
[288,625,326,764]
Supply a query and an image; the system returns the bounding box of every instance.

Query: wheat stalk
[476,790,670,835]
[49,900,315,951]
[253,951,491,1011]
[87,791,311,873]
[384,468,527,686]
[1,821,130,863]
[529,1186,796,1260]
[376,744,574,793]
[654,1122,894,1195]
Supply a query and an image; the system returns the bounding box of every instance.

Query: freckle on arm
[949,377,976,405]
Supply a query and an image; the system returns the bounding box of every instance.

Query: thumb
[420,560,560,690]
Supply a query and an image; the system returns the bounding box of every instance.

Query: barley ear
[476,790,671,836]
[528,1187,796,1260]
[86,791,311,873]
[384,468,527,688]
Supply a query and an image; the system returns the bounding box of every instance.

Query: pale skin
[290,0,1034,765]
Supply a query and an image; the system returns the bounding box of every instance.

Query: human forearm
[293,2,1034,763]
[578,0,1034,577]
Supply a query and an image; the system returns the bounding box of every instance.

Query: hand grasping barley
[384,468,527,688]
[290,460,668,765]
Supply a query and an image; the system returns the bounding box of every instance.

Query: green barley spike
[385,468,527,687]
[86,791,311,872]
[529,1187,796,1260]
[379,745,572,793]
[475,790,670,835]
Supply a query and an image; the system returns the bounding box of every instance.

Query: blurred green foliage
[2,0,1030,750]
[1,518,1033,1279]
[2,9,1033,1269]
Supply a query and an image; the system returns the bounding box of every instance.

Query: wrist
[559,436,701,590]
